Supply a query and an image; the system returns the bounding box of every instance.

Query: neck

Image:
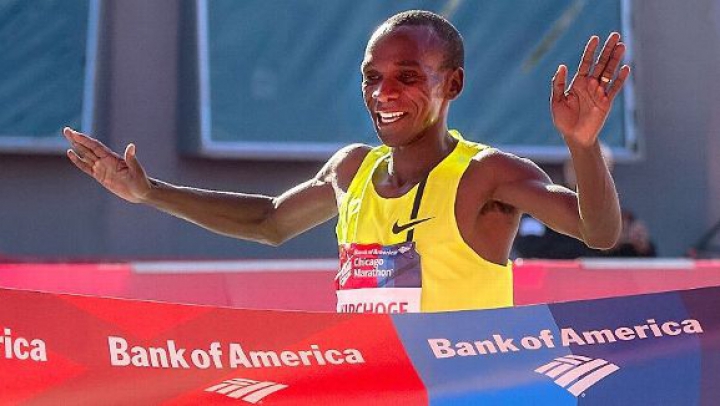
[387,127,456,187]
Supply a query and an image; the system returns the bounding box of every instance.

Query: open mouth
[376,111,407,125]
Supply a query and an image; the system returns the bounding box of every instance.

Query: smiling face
[361,25,463,148]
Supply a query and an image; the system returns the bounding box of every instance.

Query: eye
[363,73,380,84]
[399,71,419,83]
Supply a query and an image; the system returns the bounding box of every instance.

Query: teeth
[378,111,405,124]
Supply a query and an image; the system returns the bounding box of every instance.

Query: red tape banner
[3,285,720,405]
[0,288,425,405]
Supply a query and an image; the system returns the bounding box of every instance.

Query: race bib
[335,242,422,313]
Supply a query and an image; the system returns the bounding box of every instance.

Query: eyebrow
[361,59,422,72]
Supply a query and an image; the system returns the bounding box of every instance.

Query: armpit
[480,200,516,215]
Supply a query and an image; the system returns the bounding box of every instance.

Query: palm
[551,33,630,147]
[92,153,143,201]
[64,128,150,203]
[552,76,611,145]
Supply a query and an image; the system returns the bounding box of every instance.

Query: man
[64,10,629,313]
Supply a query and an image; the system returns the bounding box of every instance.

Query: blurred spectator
[601,210,657,257]
[688,217,720,258]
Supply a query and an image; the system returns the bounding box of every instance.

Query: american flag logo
[205,378,288,404]
[535,355,619,396]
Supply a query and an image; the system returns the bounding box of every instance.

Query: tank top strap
[337,145,389,243]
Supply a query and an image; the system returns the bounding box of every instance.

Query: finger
[63,127,110,159]
[67,149,94,177]
[591,33,621,79]
[577,36,599,77]
[124,143,145,176]
[600,43,626,86]
[70,140,99,162]
[594,81,607,102]
[551,65,567,102]
[607,65,631,100]
[63,127,93,145]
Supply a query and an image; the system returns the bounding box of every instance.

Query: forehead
[362,25,445,70]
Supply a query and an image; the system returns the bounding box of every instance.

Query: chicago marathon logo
[535,355,619,396]
[205,378,288,403]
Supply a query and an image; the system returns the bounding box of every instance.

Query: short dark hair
[379,10,464,70]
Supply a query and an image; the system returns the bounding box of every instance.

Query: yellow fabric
[336,130,513,312]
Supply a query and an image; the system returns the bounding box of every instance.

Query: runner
[65,10,629,312]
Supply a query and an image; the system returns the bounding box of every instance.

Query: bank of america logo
[535,355,619,396]
[205,378,288,403]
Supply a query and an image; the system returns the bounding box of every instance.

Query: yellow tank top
[336,131,513,312]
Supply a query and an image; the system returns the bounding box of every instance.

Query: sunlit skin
[361,26,464,194]
[362,26,454,149]
[63,22,629,266]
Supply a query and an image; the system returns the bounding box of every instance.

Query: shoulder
[316,143,373,191]
[465,147,551,185]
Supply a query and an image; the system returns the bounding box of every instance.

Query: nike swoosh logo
[392,217,433,234]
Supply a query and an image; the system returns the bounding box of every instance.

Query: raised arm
[489,33,630,249]
[64,127,366,246]
[548,33,629,247]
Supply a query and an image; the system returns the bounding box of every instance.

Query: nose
[372,79,399,103]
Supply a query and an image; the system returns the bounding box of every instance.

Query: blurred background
[1,0,719,264]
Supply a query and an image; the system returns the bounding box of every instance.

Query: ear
[446,67,464,100]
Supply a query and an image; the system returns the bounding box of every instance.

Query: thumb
[124,143,145,175]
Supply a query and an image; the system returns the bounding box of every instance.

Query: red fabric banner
[0,288,425,405]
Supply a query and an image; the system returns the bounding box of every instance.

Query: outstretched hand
[551,33,631,147]
[64,127,152,203]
